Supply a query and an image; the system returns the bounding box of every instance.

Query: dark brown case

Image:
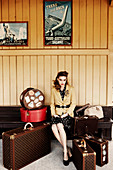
[74,116,98,136]
[72,139,96,170]
[83,135,108,166]
[2,123,51,170]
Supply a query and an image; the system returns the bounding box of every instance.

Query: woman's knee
[57,123,64,132]
[51,124,57,132]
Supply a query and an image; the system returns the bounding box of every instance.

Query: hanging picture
[0,22,28,46]
[44,0,72,45]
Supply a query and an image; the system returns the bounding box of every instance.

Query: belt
[55,104,70,108]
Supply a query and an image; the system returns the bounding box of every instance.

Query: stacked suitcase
[73,115,109,169]
[73,138,96,170]
[2,122,51,170]
[20,87,47,122]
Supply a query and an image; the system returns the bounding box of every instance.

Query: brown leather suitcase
[72,138,96,170]
[82,134,108,166]
[74,115,98,136]
[2,122,51,170]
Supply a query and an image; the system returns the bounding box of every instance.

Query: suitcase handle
[24,122,34,130]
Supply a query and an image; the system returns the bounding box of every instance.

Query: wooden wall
[0,0,113,106]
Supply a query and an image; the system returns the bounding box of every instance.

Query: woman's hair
[53,71,69,90]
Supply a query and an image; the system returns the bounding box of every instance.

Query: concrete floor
[0,139,113,170]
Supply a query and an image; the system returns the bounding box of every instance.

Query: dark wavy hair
[53,71,69,90]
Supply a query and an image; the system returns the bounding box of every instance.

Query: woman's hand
[61,113,69,118]
[53,114,59,118]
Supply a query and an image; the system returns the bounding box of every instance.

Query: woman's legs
[51,123,68,161]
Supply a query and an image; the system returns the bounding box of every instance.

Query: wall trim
[0,49,110,56]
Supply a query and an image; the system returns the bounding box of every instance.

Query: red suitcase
[82,134,108,166]
[20,106,47,122]
[2,122,51,170]
[72,138,96,170]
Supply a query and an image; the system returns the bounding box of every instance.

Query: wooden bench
[0,105,113,140]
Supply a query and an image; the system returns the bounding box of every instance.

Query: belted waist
[55,104,70,108]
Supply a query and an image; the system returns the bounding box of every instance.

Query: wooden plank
[73,0,80,48]
[9,0,16,50]
[2,0,8,21]
[94,0,101,48]
[87,0,93,48]
[45,56,51,105]
[9,0,15,21]
[23,0,29,49]
[17,56,24,105]
[0,56,3,105]
[37,55,44,92]
[37,0,43,48]
[51,55,57,81]
[92,56,100,105]
[101,0,107,48]
[30,56,37,88]
[72,55,79,105]
[23,56,30,89]
[79,55,85,104]
[99,56,107,105]
[10,56,16,105]
[80,0,86,48]
[30,0,36,48]
[107,55,112,105]
[3,56,10,105]
[2,0,9,50]
[0,49,109,56]
[65,55,71,84]
[86,56,93,104]
[15,0,22,21]
[58,55,65,71]
[16,0,23,50]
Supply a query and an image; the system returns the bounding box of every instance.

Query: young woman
[50,71,76,166]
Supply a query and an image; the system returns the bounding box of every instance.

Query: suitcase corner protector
[2,132,5,136]
[83,153,89,156]
[10,135,15,140]
[94,152,96,156]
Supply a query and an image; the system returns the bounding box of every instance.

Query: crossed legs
[51,123,68,161]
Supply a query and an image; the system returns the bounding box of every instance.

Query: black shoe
[63,159,69,166]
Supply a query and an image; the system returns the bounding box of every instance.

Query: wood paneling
[0,0,112,106]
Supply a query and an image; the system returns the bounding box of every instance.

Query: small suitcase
[82,134,108,166]
[74,115,98,136]
[20,106,47,122]
[2,122,51,170]
[72,138,96,170]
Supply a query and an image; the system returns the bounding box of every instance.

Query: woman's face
[57,76,67,87]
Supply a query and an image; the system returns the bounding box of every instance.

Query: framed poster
[44,0,72,46]
[0,22,28,46]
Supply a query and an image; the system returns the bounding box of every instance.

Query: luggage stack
[20,87,47,122]
[73,114,109,169]
[73,138,96,170]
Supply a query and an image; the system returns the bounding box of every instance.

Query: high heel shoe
[63,152,69,166]
[63,159,69,166]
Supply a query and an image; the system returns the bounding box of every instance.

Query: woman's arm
[67,87,76,117]
[50,88,56,117]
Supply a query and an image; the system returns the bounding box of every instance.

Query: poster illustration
[0,22,28,46]
[44,0,72,45]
